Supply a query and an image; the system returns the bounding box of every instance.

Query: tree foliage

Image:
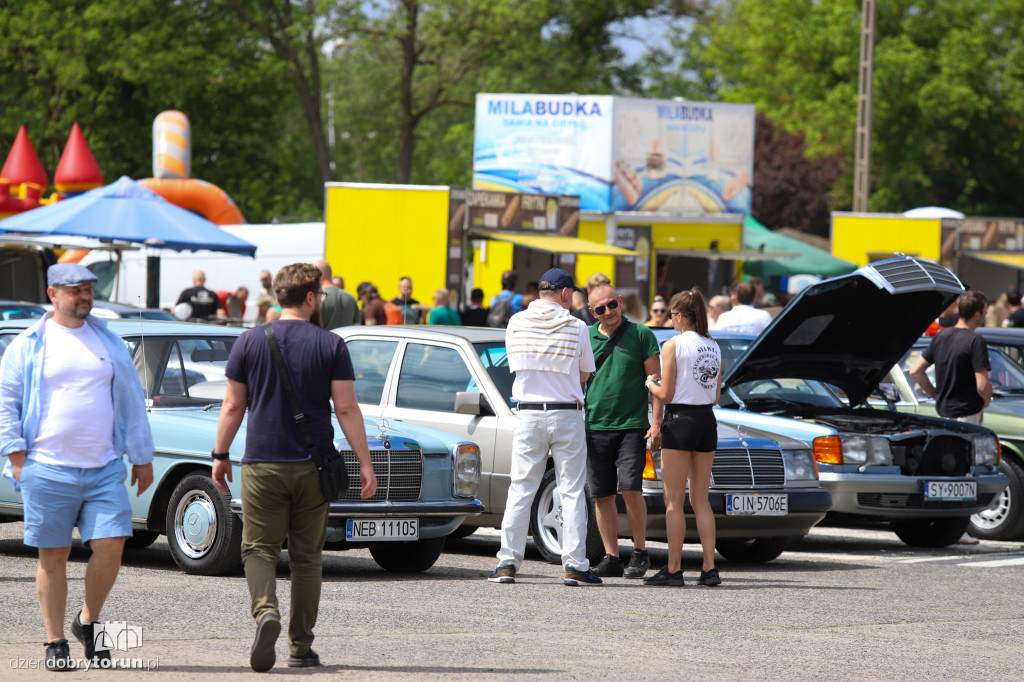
[752,115,843,237]
[682,0,1024,217]
[0,0,320,223]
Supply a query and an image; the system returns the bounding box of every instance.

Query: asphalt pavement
[1,521,1022,680]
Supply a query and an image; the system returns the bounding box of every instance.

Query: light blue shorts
[20,457,133,548]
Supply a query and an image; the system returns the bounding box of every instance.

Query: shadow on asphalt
[152,664,561,675]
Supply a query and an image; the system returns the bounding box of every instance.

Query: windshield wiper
[203,403,223,411]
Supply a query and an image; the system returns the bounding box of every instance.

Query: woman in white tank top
[644,288,722,586]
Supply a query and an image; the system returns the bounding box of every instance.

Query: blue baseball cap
[47,263,98,288]
[538,268,584,293]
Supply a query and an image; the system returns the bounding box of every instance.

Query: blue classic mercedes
[0,319,483,575]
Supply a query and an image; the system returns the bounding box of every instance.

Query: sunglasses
[651,308,667,314]
[590,299,619,315]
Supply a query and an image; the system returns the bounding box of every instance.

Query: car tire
[123,530,160,550]
[969,457,1024,540]
[715,536,793,563]
[529,468,604,566]
[165,472,242,575]
[368,536,446,572]
[891,516,970,548]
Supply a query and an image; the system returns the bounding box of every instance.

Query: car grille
[340,449,422,501]
[711,448,785,487]
[866,257,964,296]
[857,492,996,509]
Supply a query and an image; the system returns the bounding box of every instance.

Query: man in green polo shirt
[585,284,662,578]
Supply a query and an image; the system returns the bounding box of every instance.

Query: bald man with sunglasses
[585,284,662,579]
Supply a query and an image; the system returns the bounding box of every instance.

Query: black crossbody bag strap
[585,319,631,394]
[263,324,325,471]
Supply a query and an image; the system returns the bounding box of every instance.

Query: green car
[883,340,1024,540]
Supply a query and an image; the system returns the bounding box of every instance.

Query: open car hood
[723,257,965,406]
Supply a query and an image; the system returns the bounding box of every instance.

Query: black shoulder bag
[585,319,632,394]
[263,324,350,503]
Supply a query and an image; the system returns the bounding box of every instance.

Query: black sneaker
[698,567,722,586]
[45,639,72,672]
[71,610,111,664]
[643,566,685,586]
[287,648,322,668]
[623,549,651,579]
[593,553,624,577]
[250,613,281,672]
[487,563,516,583]
[563,567,603,586]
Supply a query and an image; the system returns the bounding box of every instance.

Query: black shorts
[585,428,648,498]
[661,405,717,452]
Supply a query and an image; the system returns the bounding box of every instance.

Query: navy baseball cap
[538,268,584,293]
[47,263,98,288]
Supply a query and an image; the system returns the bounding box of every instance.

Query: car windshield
[473,341,515,408]
[900,345,1024,400]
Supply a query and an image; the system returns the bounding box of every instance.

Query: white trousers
[497,409,590,571]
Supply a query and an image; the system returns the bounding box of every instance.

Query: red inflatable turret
[0,126,51,218]
[54,122,104,196]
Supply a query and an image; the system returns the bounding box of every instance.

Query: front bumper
[231,498,485,542]
[636,487,832,540]
[820,472,1008,518]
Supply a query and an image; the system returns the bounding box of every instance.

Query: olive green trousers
[240,460,328,656]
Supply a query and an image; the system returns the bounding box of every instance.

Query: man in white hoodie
[488,268,599,587]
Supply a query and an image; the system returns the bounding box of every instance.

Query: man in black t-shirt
[175,270,220,319]
[211,263,377,672]
[910,291,992,424]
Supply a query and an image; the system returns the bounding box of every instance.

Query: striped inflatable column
[152,111,191,180]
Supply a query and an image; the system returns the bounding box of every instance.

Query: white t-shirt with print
[669,331,721,405]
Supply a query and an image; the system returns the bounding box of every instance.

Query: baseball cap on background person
[47,263,98,288]
[537,268,585,293]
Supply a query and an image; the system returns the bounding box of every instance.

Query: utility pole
[853,0,875,212]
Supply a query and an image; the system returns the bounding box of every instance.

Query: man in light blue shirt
[0,264,154,671]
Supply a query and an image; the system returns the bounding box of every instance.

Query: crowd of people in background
[174,262,809,335]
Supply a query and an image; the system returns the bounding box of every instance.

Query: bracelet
[211,450,230,461]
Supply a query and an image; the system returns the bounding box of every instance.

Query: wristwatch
[211,450,230,461]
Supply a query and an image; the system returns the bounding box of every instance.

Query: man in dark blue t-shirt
[212,263,377,672]
[910,291,992,424]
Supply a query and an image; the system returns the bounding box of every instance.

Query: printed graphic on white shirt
[692,346,720,389]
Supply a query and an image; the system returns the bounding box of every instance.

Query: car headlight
[839,436,893,466]
[783,448,818,481]
[971,434,1000,467]
[454,443,481,497]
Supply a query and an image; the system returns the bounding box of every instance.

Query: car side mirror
[454,391,494,416]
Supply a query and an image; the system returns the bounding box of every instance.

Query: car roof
[977,327,1024,345]
[93,300,169,315]
[337,324,507,343]
[0,317,243,336]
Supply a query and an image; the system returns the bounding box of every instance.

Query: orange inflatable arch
[140,177,245,225]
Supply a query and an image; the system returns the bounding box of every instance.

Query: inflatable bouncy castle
[1,112,245,226]
[141,111,246,225]
[0,123,104,219]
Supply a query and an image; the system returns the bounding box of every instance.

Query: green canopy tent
[742,216,857,278]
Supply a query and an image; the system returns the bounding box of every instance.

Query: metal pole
[853,0,875,212]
